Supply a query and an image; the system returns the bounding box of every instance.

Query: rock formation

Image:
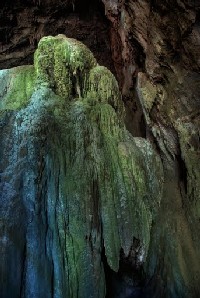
[0,35,163,297]
[0,0,200,297]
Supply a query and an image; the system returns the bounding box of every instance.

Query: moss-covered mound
[0,35,163,298]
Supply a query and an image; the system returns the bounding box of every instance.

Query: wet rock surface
[0,35,163,298]
[1,0,200,297]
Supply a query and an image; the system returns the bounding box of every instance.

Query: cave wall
[102,1,200,297]
[1,0,200,297]
[0,0,115,74]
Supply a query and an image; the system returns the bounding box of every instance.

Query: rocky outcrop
[102,0,200,297]
[1,0,200,297]
[0,35,163,298]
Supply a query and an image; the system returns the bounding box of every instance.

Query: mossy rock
[34,35,97,100]
[0,35,164,298]
[0,65,35,110]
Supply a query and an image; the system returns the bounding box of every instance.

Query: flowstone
[0,35,163,298]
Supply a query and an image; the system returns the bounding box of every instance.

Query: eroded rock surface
[0,35,163,298]
[0,0,115,74]
[101,1,200,297]
[1,0,200,297]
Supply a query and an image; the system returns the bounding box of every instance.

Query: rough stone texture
[0,0,115,74]
[102,0,200,297]
[1,0,200,297]
[0,35,163,298]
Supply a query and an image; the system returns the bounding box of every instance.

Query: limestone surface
[0,35,163,298]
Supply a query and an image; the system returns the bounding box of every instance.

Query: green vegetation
[0,35,163,297]
[0,65,35,110]
[34,35,97,99]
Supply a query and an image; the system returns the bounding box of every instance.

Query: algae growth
[0,35,163,298]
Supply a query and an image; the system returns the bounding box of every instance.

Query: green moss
[87,66,124,117]
[51,97,163,272]
[0,35,164,297]
[34,35,97,100]
[137,72,157,113]
[0,65,35,110]
[175,118,200,219]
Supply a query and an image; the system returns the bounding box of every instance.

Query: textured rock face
[0,35,163,298]
[1,0,200,297]
[102,1,200,297]
[0,0,115,74]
